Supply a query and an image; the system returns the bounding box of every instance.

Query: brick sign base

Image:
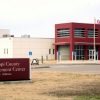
[0,58,30,81]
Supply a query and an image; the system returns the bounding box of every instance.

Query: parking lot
[32,64,100,74]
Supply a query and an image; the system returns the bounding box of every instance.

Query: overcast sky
[0,0,100,37]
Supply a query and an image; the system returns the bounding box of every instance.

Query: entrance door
[58,45,70,60]
[89,50,94,60]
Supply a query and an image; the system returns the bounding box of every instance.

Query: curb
[31,65,50,69]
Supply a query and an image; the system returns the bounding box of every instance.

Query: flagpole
[94,18,96,61]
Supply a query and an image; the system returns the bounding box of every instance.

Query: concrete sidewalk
[31,60,100,69]
[57,60,100,65]
[41,60,100,65]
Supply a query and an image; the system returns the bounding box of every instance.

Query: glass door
[89,50,94,60]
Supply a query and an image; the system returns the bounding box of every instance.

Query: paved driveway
[32,64,100,74]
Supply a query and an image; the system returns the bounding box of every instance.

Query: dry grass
[0,71,100,100]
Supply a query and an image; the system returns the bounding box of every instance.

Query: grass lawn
[75,95,100,100]
[0,71,100,100]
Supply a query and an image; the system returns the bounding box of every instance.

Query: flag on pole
[93,18,100,61]
[93,18,96,61]
[97,19,100,24]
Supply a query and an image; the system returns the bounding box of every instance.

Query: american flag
[97,19,100,24]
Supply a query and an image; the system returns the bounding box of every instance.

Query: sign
[29,51,32,56]
[0,58,30,81]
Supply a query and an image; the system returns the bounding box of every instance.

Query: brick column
[84,45,88,60]
[55,45,57,60]
[70,24,74,60]
[98,46,100,60]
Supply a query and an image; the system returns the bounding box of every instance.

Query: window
[88,46,93,50]
[74,28,85,37]
[49,49,54,54]
[57,28,70,37]
[3,34,9,38]
[53,49,55,54]
[88,46,98,59]
[49,49,51,54]
[7,49,8,54]
[4,48,8,54]
[74,45,84,60]
[4,49,5,54]
[88,29,98,37]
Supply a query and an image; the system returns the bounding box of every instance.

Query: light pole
[94,18,96,61]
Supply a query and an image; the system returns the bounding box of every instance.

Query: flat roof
[55,22,100,25]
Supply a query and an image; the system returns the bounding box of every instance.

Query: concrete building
[0,29,10,37]
[0,29,54,60]
[13,37,54,60]
[54,22,100,60]
[1,22,100,61]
